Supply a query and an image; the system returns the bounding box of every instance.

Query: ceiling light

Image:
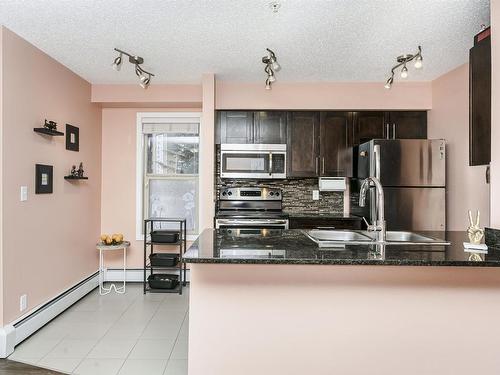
[262,48,280,90]
[383,46,422,88]
[400,65,408,79]
[414,55,423,69]
[112,48,155,89]
[112,54,122,71]
[384,76,394,89]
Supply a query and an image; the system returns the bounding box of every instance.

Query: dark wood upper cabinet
[469,30,491,166]
[320,112,352,176]
[217,111,287,144]
[287,112,320,177]
[218,111,254,144]
[254,111,287,144]
[352,111,387,145]
[387,111,427,139]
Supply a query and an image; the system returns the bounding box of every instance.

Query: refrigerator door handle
[374,144,381,180]
[392,123,396,139]
[386,124,390,139]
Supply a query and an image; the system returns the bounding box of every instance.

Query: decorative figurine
[70,165,78,177]
[44,119,58,131]
[467,210,484,245]
[77,162,84,178]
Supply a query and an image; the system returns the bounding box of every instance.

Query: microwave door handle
[269,153,273,176]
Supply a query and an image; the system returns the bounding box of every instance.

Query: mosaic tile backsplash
[215,148,344,214]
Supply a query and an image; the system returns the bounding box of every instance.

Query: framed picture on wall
[66,124,79,151]
[35,164,53,194]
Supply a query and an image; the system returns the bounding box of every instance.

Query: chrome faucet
[359,177,386,242]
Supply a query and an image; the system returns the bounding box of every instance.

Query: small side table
[96,241,130,295]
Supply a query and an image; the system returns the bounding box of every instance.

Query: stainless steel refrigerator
[350,139,446,231]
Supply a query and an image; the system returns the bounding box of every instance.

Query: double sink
[306,229,450,248]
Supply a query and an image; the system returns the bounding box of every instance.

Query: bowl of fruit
[100,233,124,246]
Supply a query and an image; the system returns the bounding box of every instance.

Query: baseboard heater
[0,272,99,358]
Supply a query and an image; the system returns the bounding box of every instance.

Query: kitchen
[0,1,499,375]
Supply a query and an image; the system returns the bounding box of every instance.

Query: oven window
[222,153,270,173]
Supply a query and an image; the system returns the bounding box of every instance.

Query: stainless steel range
[215,187,289,230]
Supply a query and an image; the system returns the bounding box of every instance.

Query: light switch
[20,186,28,201]
[312,190,320,200]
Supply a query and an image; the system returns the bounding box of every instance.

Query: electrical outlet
[20,294,27,312]
[20,186,28,201]
[312,190,320,200]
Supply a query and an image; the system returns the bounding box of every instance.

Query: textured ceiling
[0,0,490,84]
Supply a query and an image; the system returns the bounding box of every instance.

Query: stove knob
[269,191,274,196]
[228,191,233,196]
[275,192,280,197]
[222,191,227,196]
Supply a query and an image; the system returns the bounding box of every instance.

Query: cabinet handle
[269,153,273,176]
[392,123,396,139]
[322,157,325,175]
[386,124,390,139]
[315,157,319,174]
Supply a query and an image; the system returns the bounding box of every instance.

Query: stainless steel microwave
[220,144,287,179]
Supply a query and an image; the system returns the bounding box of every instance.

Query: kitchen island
[184,229,500,375]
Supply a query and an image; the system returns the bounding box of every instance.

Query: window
[138,114,201,238]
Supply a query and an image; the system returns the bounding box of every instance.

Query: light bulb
[400,65,408,79]
[272,61,281,71]
[112,55,122,71]
[139,74,150,89]
[384,76,393,89]
[414,56,423,69]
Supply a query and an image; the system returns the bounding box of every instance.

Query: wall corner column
[200,74,215,231]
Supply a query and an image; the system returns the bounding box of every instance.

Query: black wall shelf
[34,128,64,136]
[64,176,88,180]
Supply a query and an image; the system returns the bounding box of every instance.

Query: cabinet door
[320,112,353,176]
[219,111,254,144]
[388,111,427,139]
[352,111,387,145]
[254,111,287,144]
[287,112,320,178]
[469,35,491,166]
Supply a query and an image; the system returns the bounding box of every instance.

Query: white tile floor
[8,283,189,375]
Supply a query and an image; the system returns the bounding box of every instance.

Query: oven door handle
[216,219,288,226]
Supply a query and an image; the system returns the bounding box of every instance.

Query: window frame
[136,112,202,241]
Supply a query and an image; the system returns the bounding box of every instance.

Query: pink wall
[428,63,490,230]
[216,81,432,110]
[1,27,102,324]
[100,108,200,268]
[189,263,500,375]
[92,84,202,108]
[491,1,500,228]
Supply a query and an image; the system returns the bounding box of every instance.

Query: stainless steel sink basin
[384,231,439,243]
[307,230,373,242]
[305,229,450,247]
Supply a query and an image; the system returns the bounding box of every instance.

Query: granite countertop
[183,229,500,267]
[286,212,362,220]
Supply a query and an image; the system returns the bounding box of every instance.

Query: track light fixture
[112,48,155,89]
[384,46,423,89]
[262,48,281,90]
